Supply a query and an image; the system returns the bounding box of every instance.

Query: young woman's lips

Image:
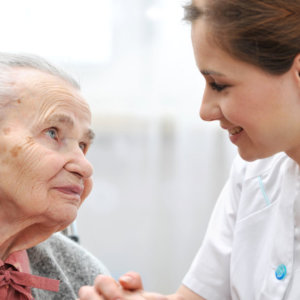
[228,126,244,143]
[229,126,243,136]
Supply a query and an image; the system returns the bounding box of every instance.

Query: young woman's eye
[46,127,59,140]
[210,82,228,92]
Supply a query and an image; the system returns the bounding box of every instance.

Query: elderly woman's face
[0,69,93,230]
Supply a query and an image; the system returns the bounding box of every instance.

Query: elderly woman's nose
[65,148,93,178]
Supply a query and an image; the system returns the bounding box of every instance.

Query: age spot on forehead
[17,99,21,104]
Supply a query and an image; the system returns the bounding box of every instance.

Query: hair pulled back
[185,0,300,75]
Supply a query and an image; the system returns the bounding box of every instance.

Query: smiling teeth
[229,127,243,135]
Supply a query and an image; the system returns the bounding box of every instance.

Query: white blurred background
[1,0,237,293]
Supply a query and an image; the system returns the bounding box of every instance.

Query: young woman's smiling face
[192,18,300,163]
[0,69,94,231]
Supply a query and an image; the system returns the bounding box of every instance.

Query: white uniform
[183,152,300,300]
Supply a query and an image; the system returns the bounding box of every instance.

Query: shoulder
[224,153,297,207]
[28,232,110,299]
[28,232,109,276]
[231,152,299,221]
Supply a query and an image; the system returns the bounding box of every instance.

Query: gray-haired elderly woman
[0,53,108,300]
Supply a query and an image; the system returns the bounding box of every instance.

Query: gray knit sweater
[27,233,110,300]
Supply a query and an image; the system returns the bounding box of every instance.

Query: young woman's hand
[78,272,205,300]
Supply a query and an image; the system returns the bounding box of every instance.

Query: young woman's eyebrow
[201,69,226,77]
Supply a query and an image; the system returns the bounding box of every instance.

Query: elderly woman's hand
[78,273,206,300]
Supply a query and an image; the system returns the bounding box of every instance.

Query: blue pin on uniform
[275,264,287,280]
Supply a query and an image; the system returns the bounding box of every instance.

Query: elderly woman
[0,53,108,299]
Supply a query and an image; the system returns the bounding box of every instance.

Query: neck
[285,150,300,166]
[0,215,60,261]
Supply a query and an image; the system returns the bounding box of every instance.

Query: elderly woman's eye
[79,142,87,152]
[46,128,58,140]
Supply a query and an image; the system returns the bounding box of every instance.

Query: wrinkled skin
[0,68,94,259]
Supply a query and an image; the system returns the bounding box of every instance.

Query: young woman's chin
[238,147,280,162]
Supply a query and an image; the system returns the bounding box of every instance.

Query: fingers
[119,271,144,290]
[78,285,104,300]
[78,275,169,300]
[94,275,123,300]
[142,292,168,300]
[167,294,184,300]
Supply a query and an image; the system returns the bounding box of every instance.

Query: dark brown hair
[184,0,300,75]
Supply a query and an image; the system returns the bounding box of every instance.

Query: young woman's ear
[294,53,300,72]
[291,53,300,84]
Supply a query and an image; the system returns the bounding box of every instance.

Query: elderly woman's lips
[55,186,83,196]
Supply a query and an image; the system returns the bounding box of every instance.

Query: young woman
[79,0,300,299]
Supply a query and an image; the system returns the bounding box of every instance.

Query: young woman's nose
[64,146,93,179]
[199,92,223,121]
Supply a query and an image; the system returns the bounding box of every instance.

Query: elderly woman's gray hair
[0,52,80,109]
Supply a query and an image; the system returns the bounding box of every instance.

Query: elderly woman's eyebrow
[183,2,203,22]
[45,114,74,127]
[45,114,95,142]
[85,129,95,143]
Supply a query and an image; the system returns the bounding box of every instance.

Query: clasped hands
[78,271,172,300]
